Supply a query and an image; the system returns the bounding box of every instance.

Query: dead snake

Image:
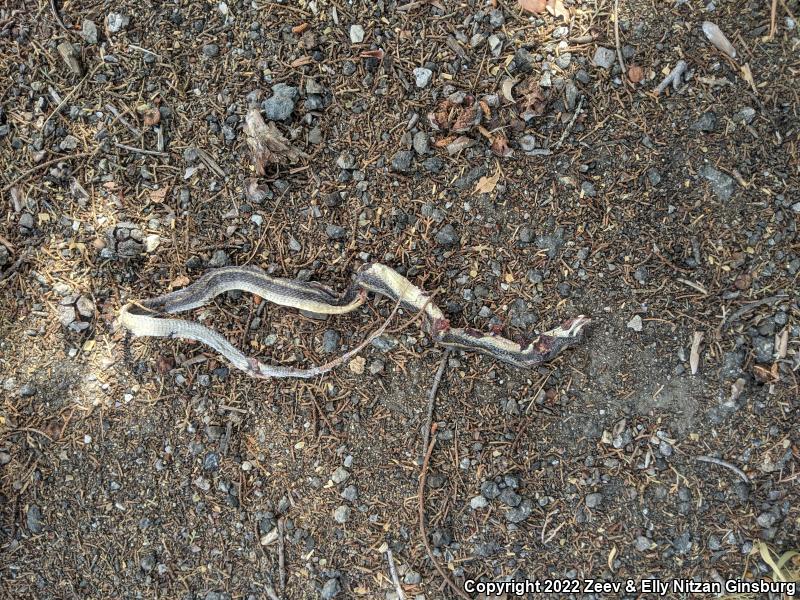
[118,263,590,379]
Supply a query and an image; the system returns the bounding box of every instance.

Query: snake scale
[118,263,590,379]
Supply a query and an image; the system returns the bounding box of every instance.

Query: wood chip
[57,42,83,76]
[702,21,737,59]
[689,331,703,375]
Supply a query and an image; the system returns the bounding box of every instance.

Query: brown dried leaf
[546,0,570,22]
[142,106,161,127]
[627,64,644,83]
[433,135,456,148]
[169,275,191,289]
[490,134,513,158]
[518,0,547,14]
[740,63,757,94]
[475,168,501,194]
[243,109,308,175]
[428,100,455,130]
[518,80,547,116]
[753,364,778,383]
[149,187,169,203]
[244,178,270,203]
[452,105,481,133]
[446,135,475,155]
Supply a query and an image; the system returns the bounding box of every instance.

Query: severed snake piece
[118,263,590,379]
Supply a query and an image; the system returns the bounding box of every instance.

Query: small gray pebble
[333,505,351,523]
[203,453,220,471]
[27,505,44,534]
[341,485,358,502]
[499,488,522,507]
[470,495,489,510]
[647,168,661,186]
[325,224,347,240]
[19,212,35,234]
[585,492,603,508]
[506,498,533,523]
[699,164,734,201]
[480,481,500,499]
[691,111,717,132]
[413,67,433,88]
[331,466,349,484]
[390,150,414,172]
[321,578,341,599]
[412,131,429,155]
[593,46,616,69]
[208,249,229,268]
[202,44,219,57]
[422,157,443,173]
[322,330,340,353]
[635,536,652,552]
[434,224,459,247]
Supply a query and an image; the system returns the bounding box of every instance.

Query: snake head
[525,315,591,365]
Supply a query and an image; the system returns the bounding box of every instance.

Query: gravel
[81,20,98,44]
[325,224,347,240]
[498,488,522,507]
[699,164,735,201]
[627,315,643,332]
[422,157,444,173]
[585,493,603,508]
[208,249,229,267]
[593,46,616,69]
[349,24,365,43]
[321,577,341,599]
[480,481,500,499]
[333,505,351,523]
[322,330,340,353]
[26,505,44,534]
[331,466,349,484]
[202,44,219,58]
[341,485,358,502]
[413,131,430,155]
[635,536,653,552]
[262,83,298,121]
[505,499,533,523]
[413,67,433,88]
[470,495,489,509]
[691,111,717,132]
[434,224,459,247]
[390,150,414,172]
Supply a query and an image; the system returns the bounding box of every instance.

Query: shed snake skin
[118,263,590,379]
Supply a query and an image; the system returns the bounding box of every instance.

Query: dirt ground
[1,0,798,598]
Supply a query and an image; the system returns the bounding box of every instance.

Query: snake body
[118,263,590,378]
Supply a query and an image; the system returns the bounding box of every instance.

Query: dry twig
[277,517,286,598]
[417,352,468,600]
[613,0,626,75]
[422,349,451,458]
[656,60,688,95]
[385,548,406,600]
[418,435,469,600]
[696,455,750,484]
